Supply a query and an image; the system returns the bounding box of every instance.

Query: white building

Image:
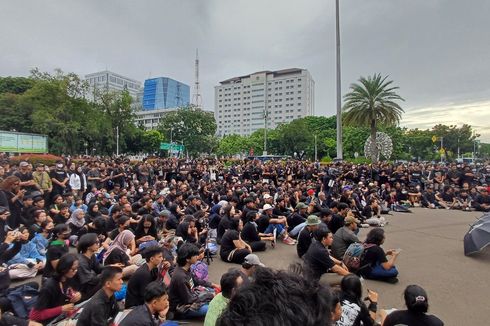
[214,68,314,136]
[84,70,142,103]
[134,107,177,130]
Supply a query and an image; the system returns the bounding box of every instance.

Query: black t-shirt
[220,230,239,259]
[241,222,260,243]
[256,214,270,233]
[360,245,387,276]
[383,310,444,326]
[302,240,335,281]
[296,226,312,258]
[328,214,344,235]
[45,242,69,278]
[217,216,232,243]
[125,264,159,308]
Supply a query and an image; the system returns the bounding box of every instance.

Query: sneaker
[282,237,296,245]
[361,223,370,228]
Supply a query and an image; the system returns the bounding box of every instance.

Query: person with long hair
[219,218,251,264]
[134,214,158,247]
[103,229,142,278]
[336,274,381,326]
[382,285,443,326]
[360,228,400,283]
[30,253,82,323]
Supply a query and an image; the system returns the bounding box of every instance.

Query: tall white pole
[335,0,343,160]
[314,134,318,161]
[116,126,119,156]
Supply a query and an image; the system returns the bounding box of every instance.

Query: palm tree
[343,74,404,162]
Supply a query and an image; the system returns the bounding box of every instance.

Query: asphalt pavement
[193,208,490,326]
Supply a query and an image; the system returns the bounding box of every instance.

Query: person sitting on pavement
[257,204,295,245]
[120,281,170,326]
[30,253,82,324]
[238,253,264,285]
[331,215,361,260]
[287,202,308,235]
[337,274,384,326]
[359,228,400,284]
[204,269,243,326]
[362,199,387,226]
[421,186,439,209]
[382,284,444,326]
[125,246,165,309]
[168,243,219,320]
[219,218,252,264]
[472,187,490,212]
[303,228,350,283]
[435,186,459,210]
[329,202,349,235]
[76,266,123,326]
[241,211,274,251]
[296,215,322,258]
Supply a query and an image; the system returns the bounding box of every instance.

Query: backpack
[342,243,375,273]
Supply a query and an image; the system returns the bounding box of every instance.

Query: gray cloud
[1,0,489,137]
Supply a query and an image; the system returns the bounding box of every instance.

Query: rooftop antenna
[192,48,202,108]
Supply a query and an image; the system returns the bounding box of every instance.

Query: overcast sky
[1,0,489,140]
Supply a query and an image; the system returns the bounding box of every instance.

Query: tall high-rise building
[142,77,190,111]
[214,68,314,137]
[84,70,142,102]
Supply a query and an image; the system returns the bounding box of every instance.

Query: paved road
[188,208,490,326]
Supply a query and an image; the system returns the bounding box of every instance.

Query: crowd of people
[0,155,485,325]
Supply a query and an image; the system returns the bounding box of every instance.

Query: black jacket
[76,289,119,326]
[119,304,158,326]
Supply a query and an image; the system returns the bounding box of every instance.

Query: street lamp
[335,0,343,160]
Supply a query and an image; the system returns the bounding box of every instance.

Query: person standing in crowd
[50,162,69,200]
[32,163,52,203]
[76,266,123,326]
[382,285,444,326]
[0,176,25,228]
[204,269,243,326]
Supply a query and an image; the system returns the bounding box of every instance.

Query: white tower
[192,49,202,108]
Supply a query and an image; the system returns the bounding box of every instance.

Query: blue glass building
[142,77,190,110]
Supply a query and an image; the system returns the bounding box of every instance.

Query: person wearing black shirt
[76,233,104,300]
[329,202,348,235]
[76,266,123,326]
[287,203,307,232]
[337,274,377,326]
[360,228,400,283]
[50,163,69,198]
[383,284,444,326]
[30,254,82,324]
[241,211,273,252]
[296,215,321,258]
[125,246,164,309]
[219,218,251,264]
[302,228,349,282]
[168,243,218,319]
[120,281,169,326]
[44,224,71,279]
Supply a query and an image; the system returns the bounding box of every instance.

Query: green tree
[158,106,217,156]
[0,76,34,94]
[343,74,404,162]
[217,134,251,157]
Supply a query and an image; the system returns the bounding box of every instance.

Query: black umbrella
[464,219,490,256]
[471,213,490,227]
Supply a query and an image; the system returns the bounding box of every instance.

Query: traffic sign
[160,143,184,151]
[432,135,437,143]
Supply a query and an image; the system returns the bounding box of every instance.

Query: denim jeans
[264,224,285,237]
[369,264,399,279]
[289,223,306,237]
